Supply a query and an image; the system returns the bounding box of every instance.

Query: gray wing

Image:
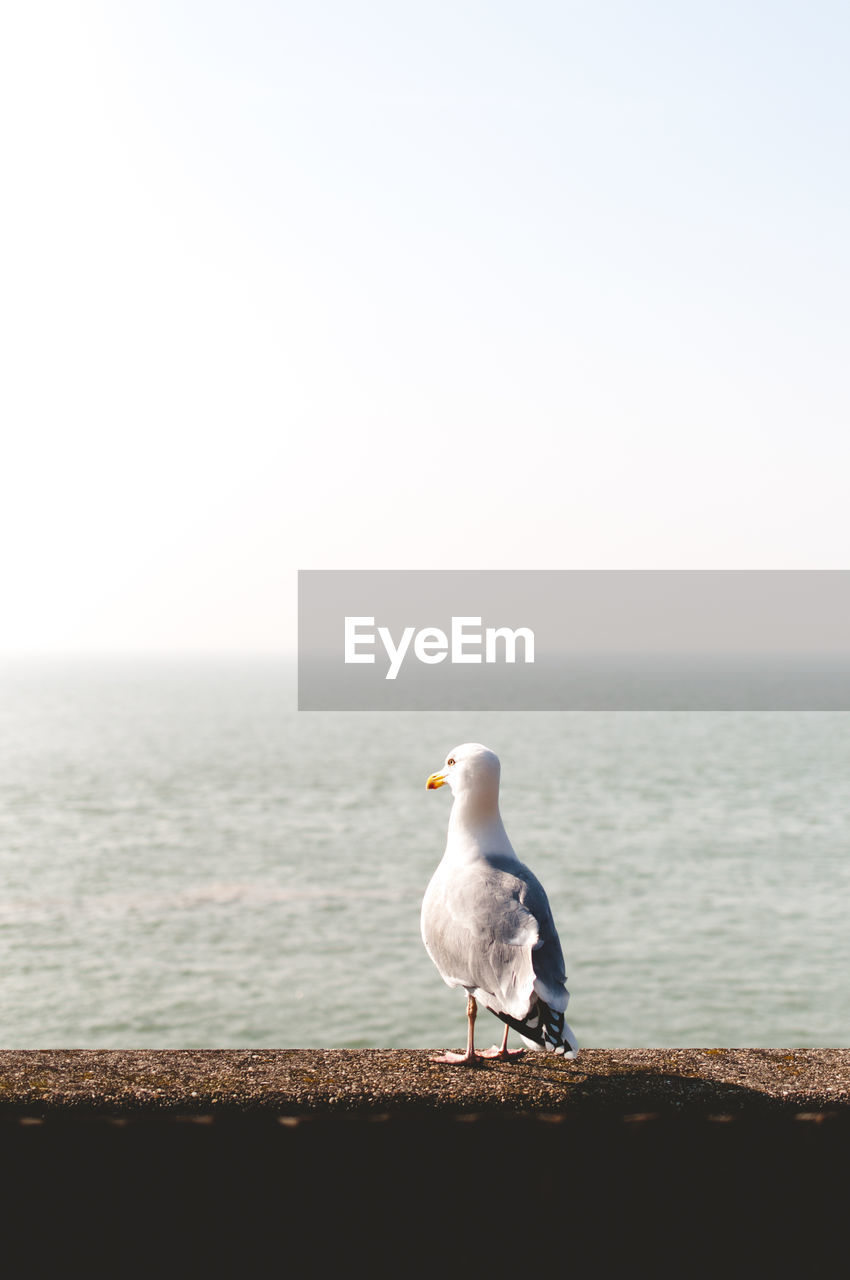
[421,852,567,1021]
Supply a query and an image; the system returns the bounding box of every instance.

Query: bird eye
[447,757,455,766]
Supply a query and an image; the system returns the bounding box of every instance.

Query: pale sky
[2,1,849,654]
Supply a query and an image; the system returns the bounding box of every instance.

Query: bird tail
[492,999,578,1058]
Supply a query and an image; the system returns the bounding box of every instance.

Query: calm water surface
[1,658,848,1050]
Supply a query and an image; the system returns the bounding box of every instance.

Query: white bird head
[426,742,501,799]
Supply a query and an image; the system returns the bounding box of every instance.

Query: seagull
[421,742,578,1065]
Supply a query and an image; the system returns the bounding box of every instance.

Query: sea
[1,657,848,1050]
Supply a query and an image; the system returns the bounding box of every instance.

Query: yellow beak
[426,771,447,790]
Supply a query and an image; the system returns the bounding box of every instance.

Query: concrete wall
[1,1049,847,1273]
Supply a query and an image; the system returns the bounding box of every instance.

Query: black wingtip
[490,999,575,1054]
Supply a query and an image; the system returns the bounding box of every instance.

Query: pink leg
[430,994,481,1064]
[479,1022,525,1060]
